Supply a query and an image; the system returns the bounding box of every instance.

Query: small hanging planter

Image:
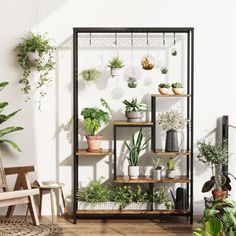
[80,68,101,82]
[107,56,124,77]
[127,77,137,88]
[160,66,168,74]
[16,32,55,110]
[171,33,178,56]
[141,56,155,70]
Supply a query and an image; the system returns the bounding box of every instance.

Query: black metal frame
[73,27,194,224]
[222,116,229,173]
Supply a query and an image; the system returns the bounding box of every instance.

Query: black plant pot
[165,130,179,152]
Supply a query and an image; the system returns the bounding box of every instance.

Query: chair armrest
[0,188,39,201]
[4,166,35,175]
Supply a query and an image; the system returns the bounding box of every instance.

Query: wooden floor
[42,216,194,236]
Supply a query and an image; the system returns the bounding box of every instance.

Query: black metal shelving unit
[73,27,194,224]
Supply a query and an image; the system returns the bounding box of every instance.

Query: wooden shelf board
[77,209,189,215]
[151,94,191,97]
[114,175,190,184]
[76,149,113,156]
[154,149,191,156]
[113,120,153,126]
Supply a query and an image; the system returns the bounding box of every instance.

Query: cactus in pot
[167,157,176,179]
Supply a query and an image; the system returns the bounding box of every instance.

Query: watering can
[170,187,189,210]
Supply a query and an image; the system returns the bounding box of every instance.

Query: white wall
[0,0,236,216]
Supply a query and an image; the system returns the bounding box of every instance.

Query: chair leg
[39,189,43,218]
[28,195,40,226]
[50,189,55,223]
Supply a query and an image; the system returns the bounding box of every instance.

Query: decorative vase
[126,111,143,122]
[111,68,121,77]
[152,168,161,180]
[158,88,169,95]
[86,135,103,152]
[128,166,140,179]
[172,88,184,95]
[167,169,175,179]
[165,130,179,152]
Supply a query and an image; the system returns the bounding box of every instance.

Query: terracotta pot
[212,189,228,202]
[158,88,169,95]
[128,166,140,179]
[172,88,184,95]
[86,135,103,152]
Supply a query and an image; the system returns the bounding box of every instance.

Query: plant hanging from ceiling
[16,32,55,109]
[0,82,23,151]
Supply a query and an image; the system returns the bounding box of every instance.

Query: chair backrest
[0,156,8,191]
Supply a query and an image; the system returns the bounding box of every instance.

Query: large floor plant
[0,82,23,151]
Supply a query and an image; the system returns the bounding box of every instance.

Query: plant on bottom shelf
[80,98,111,152]
[166,157,176,179]
[0,82,23,151]
[16,32,55,109]
[113,185,133,210]
[80,68,101,82]
[107,56,124,77]
[197,140,233,201]
[158,83,170,95]
[124,128,151,179]
[122,98,148,122]
[171,82,184,95]
[152,186,173,210]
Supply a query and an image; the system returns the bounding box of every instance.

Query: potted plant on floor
[158,110,188,152]
[197,140,233,201]
[158,83,170,95]
[16,32,55,109]
[171,82,184,95]
[80,98,111,152]
[124,128,151,179]
[80,68,101,82]
[122,98,148,122]
[166,157,176,179]
[152,157,163,180]
[107,56,124,77]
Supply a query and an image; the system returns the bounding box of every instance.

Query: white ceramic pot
[128,166,140,179]
[172,88,184,95]
[111,68,121,77]
[78,201,120,210]
[126,111,143,122]
[123,202,150,210]
[153,203,167,210]
[158,88,169,95]
[152,168,162,180]
[167,169,175,179]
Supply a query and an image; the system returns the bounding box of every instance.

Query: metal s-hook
[89,33,92,46]
[131,32,134,47]
[114,33,117,46]
[174,32,176,46]
[146,32,149,47]
[163,32,166,47]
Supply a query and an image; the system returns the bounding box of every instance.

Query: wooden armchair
[0,158,39,225]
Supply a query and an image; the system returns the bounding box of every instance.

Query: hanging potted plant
[107,56,124,77]
[158,110,188,152]
[124,128,151,179]
[197,140,235,201]
[122,98,148,122]
[172,82,184,95]
[158,83,170,95]
[127,77,137,88]
[141,57,155,70]
[80,98,111,152]
[166,157,176,179]
[80,68,101,82]
[16,33,55,109]
[152,157,163,180]
[160,66,168,74]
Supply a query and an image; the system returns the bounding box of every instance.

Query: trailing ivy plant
[16,32,55,110]
[0,82,23,151]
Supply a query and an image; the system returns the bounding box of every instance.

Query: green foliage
[80,68,101,82]
[124,128,151,166]
[171,82,183,88]
[0,82,23,151]
[158,83,170,89]
[167,157,175,170]
[76,177,111,203]
[152,157,163,169]
[122,98,148,112]
[80,98,111,135]
[153,186,166,204]
[16,32,55,110]
[127,77,137,88]
[161,66,168,74]
[107,56,124,69]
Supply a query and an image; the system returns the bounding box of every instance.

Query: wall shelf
[113,121,153,127]
[76,149,113,156]
[154,149,191,156]
[151,94,191,97]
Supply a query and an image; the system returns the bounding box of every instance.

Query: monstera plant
[0,82,23,151]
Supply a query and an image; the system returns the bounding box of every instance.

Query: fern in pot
[80,98,111,152]
[16,32,55,109]
[124,128,151,179]
[152,157,163,180]
[107,56,124,77]
[122,98,148,122]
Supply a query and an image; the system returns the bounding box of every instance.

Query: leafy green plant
[171,82,183,88]
[197,140,229,192]
[113,185,133,209]
[107,56,124,69]
[161,66,168,74]
[167,157,175,170]
[0,82,23,151]
[80,68,101,82]
[80,98,111,135]
[159,83,170,88]
[76,177,112,203]
[124,128,151,166]
[122,98,148,112]
[16,32,55,109]
[153,186,166,204]
[132,185,149,203]
[152,157,163,170]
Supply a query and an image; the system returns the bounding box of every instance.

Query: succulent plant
[159,83,170,89]
[107,56,124,69]
[172,82,183,88]
[127,77,137,88]
[161,66,168,74]
[152,157,163,170]
[141,57,155,70]
[167,157,175,170]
